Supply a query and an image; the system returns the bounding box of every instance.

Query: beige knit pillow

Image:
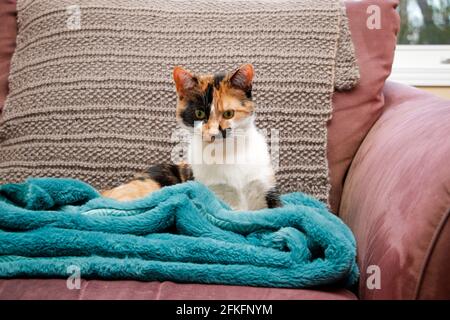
[0,0,358,203]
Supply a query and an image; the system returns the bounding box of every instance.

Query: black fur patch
[144,164,194,188]
[219,126,227,139]
[245,88,252,99]
[213,72,226,88]
[204,83,213,109]
[266,187,282,208]
[179,164,194,182]
[145,164,182,187]
[180,85,214,127]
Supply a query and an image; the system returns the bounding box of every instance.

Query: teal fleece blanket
[0,178,358,288]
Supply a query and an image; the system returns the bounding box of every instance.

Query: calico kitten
[102,64,281,210]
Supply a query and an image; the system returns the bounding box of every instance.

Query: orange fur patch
[101,179,161,202]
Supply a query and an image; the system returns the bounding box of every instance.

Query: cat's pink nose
[203,132,218,143]
[203,126,220,143]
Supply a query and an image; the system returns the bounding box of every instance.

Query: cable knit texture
[0,0,359,204]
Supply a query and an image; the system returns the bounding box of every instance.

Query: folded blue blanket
[0,178,358,288]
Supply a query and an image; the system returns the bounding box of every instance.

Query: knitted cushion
[0,0,359,204]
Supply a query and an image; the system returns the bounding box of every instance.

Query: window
[389,0,450,86]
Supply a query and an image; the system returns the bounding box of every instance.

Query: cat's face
[173,64,255,142]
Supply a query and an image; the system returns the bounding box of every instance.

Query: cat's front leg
[265,187,282,208]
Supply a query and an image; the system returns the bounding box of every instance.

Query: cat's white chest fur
[188,125,275,210]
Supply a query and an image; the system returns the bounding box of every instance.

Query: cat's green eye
[223,110,235,119]
[195,109,206,119]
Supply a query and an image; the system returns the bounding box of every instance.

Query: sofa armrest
[339,81,450,300]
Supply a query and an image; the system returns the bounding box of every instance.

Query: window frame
[389,45,450,86]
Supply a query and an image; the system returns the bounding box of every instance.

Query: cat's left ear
[173,66,197,97]
[230,64,254,92]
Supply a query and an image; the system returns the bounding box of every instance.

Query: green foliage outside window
[398,0,450,44]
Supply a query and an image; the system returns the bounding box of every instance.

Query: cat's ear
[230,64,254,92]
[173,66,197,97]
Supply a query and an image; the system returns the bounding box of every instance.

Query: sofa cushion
[0,0,16,112]
[329,0,399,212]
[339,82,450,299]
[0,279,357,300]
[0,0,399,213]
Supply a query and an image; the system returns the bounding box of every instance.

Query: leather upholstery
[329,0,400,212]
[0,279,357,300]
[340,81,450,299]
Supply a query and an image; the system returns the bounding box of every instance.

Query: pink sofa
[0,0,449,299]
